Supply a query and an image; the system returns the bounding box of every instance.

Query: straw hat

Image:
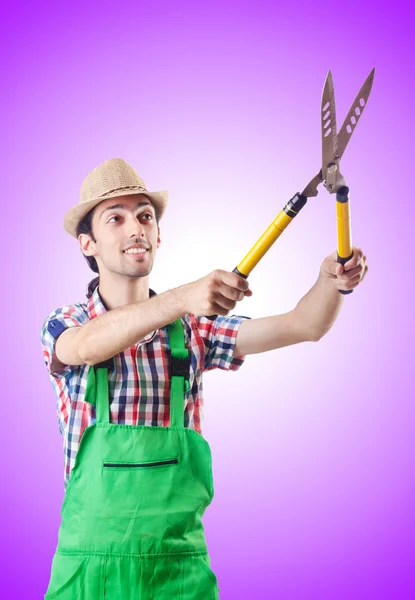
[63,158,168,238]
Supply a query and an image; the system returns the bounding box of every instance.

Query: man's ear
[79,233,96,256]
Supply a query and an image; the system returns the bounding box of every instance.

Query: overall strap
[166,318,190,429]
[84,320,190,428]
[85,361,110,425]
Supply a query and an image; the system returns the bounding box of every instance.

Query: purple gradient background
[2,0,414,598]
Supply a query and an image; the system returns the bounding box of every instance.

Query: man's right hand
[182,269,253,317]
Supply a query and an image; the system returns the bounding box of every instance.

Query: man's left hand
[320,246,368,292]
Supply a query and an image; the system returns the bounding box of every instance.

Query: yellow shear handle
[236,210,292,275]
[206,193,308,320]
[235,193,308,277]
[336,186,354,295]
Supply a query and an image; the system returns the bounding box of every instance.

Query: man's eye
[108,213,153,223]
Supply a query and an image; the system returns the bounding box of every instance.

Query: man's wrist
[171,283,190,316]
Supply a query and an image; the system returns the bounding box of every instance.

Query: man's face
[81,194,161,279]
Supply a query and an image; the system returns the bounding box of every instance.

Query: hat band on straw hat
[96,185,148,198]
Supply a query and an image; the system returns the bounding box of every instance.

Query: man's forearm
[294,271,344,341]
[79,286,189,365]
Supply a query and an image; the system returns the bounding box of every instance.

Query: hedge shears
[211,67,375,317]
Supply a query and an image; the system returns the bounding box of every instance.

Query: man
[40,158,368,599]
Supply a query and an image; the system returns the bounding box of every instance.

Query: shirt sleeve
[40,304,89,376]
[196,314,252,372]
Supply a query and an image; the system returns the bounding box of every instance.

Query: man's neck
[97,278,151,310]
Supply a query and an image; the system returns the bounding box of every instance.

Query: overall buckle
[167,349,191,391]
[94,357,114,370]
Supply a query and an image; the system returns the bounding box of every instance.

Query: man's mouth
[123,248,148,255]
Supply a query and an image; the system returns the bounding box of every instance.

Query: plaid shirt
[40,286,251,490]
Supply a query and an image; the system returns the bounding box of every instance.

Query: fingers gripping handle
[205,268,248,321]
[337,252,354,295]
[336,186,353,295]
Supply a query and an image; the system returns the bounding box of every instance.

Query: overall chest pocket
[103,457,179,469]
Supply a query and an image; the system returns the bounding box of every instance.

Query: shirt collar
[87,285,159,344]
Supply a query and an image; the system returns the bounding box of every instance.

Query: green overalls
[44,318,220,599]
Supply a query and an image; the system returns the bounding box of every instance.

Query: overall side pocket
[44,553,104,599]
[44,553,88,599]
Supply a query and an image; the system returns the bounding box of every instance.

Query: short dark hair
[76,200,160,299]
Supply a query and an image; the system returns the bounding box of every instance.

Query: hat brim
[63,188,168,238]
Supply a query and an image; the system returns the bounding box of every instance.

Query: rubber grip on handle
[337,252,353,295]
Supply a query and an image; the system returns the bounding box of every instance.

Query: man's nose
[127,217,146,237]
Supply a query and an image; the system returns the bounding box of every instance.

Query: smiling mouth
[123,249,149,256]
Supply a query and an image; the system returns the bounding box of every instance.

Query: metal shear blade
[336,68,375,163]
[302,67,375,197]
[322,70,342,193]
